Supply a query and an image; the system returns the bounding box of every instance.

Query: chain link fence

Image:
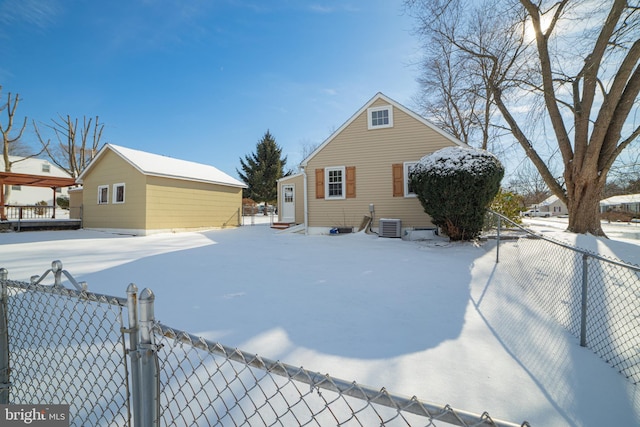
[0,263,131,426]
[0,261,528,427]
[488,211,640,384]
[154,323,523,427]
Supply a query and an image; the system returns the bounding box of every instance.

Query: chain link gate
[0,261,529,427]
[0,262,132,426]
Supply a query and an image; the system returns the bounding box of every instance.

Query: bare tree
[412,2,500,150]
[297,139,321,169]
[1,89,29,172]
[0,88,47,212]
[506,160,551,206]
[35,115,104,178]
[406,0,640,236]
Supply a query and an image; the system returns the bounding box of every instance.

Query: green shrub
[57,195,70,210]
[410,146,504,241]
[489,188,523,224]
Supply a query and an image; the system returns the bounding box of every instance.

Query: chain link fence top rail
[0,268,131,426]
[487,211,640,385]
[153,322,527,427]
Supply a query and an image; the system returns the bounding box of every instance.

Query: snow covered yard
[1,219,639,426]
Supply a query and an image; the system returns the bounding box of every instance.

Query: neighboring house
[76,144,246,235]
[534,195,568,216]
[0,156,73,205]
[600,194,640,214]
[277,92,468,235]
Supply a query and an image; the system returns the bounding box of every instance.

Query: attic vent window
[367,105,393,129]
[42,163,51,173]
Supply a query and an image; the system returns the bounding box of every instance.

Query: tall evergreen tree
[237,130,289,205]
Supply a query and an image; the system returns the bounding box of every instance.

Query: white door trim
[282,184,295,222]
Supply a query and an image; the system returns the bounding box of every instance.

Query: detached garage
[76,144,246,235]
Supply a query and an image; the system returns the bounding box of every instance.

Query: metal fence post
[580,254,589,347]
[139,288,160,427]
[0,268,10,404]
[126,284,141,427]
[496,214,501,263]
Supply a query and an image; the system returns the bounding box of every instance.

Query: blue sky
[1,0,421,179]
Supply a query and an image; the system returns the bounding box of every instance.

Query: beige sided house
[76,144,246,235]
[277,92,467,236]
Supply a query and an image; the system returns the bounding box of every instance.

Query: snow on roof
[85,144,246,188]
[539,195,559,206]
[600,193,640,206]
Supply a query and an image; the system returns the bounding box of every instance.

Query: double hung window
[326,167,345,199]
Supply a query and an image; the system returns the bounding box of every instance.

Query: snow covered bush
[410,146,504,241]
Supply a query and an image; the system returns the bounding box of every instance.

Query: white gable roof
[539,195,559,206]
[300,92,467,167]
[78,144,246,188]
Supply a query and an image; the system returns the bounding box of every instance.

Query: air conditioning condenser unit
[379,218,401,238]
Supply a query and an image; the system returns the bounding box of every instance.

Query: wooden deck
[1,219,82,232]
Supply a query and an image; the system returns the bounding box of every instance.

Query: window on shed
[98,185,109,204]
[113,183,125,204]
[42,163,51,173]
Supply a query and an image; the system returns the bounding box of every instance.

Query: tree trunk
[566,179,605,236]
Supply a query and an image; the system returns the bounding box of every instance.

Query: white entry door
[282,184,295,222]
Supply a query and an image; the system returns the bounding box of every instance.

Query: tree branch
[520,0,573,170]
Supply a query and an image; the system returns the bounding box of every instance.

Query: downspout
[302,166,309,235]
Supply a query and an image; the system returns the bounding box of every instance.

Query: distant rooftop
[600,194,640,206]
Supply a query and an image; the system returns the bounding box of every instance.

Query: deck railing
[2,204,57,219]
